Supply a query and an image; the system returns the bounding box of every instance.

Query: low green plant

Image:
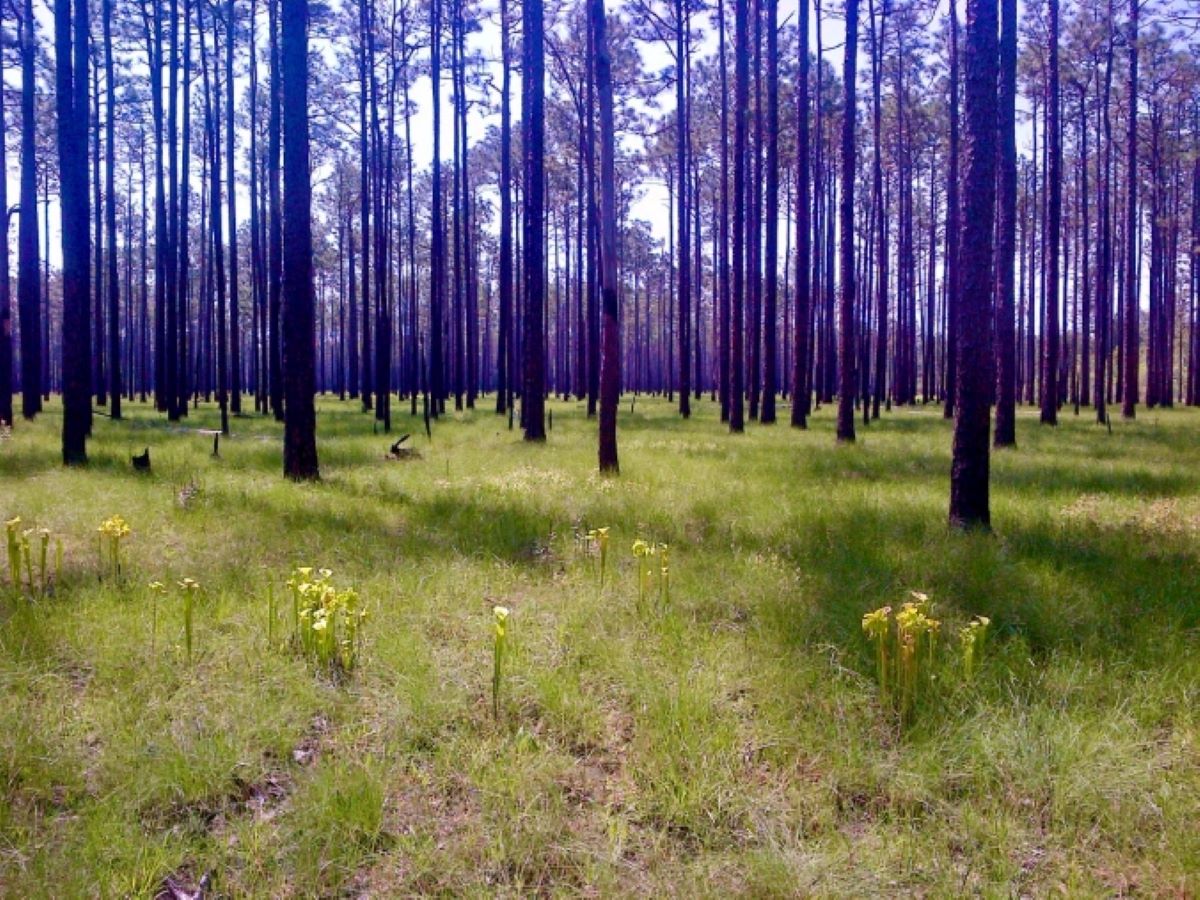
[959,615,991,679]
[633,539,655,608]
[19,529,33,594]
[178,577,201,663]
[36,529,51,595]
[585,527,611,587]
[148,580,168,655]
[861,592,941,720]
[861,605,892,695]
[6,517,23,590]
[862,593,997,723]
[287,567,367,676]
[492,605,510,721]
[5,519,60,598]
[633,539,671,611]
[658,543,670,607]
[97,515,131,579]
[267,581,277,649]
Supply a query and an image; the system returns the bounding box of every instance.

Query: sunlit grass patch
[0,396,1197,894]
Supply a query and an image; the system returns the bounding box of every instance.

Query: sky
[4,0,1197,273]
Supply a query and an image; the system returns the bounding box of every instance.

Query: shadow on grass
[754,496,1200,677]
[194,470,557,569]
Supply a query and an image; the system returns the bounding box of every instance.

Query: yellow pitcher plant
[98,515,131,579]
[492,605,510,720]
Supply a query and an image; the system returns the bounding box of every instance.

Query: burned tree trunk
[949,0,998,528]
[836,0,859,442]
[281,0,318,479]
[593,0,619,472]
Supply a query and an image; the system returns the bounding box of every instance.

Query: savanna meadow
[2,398,1197,896]
[3,0,1200,892]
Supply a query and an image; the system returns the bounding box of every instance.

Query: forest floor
[1,395,1197,897]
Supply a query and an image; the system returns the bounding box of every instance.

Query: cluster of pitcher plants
[5,517,63,598]
[282,567,368,676]
[97,515,132,580]
[6,511,1007,733]
[862,591,991,722]
[578,526,671,612]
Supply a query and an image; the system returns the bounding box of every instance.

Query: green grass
[1,394,1197,896]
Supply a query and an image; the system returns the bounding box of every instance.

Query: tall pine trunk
[943,0,960,418]
[790,0,810,428]
[18,0,42,418]
[496,0,513,414]
[676,0,691,418]
[993,0,1017,445]
[227,0,241,415]
[56,0,91,464]
[268,0,284,420]
[103,0,120,418]
[0,49,10,426]
[835,0,859,442]
[1040,0,1061,425]
[593,0,619,471]
[521,0,546,440]
[730,0,748,433]
[281,0,318,479]
[760,0,779,423]
[948,0,998,528]
[1120,0,1138,419]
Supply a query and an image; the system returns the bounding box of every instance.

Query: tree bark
[949,0,998,528]
[430,0,444,413]
[103,0,121,418]
[835,0,859,442]
[1120,0,1138,419]
[594,0,619,470]
[0,48,10,426]
[993,0,1016,445]
[676,0,691,418]
[496,0,513,415]
[718,0,730,422]
[226,0,241,415]
[790,0,810,428]
[730,0,748,433]
[56,0,91,464]
[522,0,546,440]
[1040,0,1061,425]
[943,0,960,418]
[268,0,284,420]
[18,0,42,419]
[760,0,779,423]
[281,0,318,479]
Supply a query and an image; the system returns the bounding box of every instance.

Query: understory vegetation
[1,397,1197,896]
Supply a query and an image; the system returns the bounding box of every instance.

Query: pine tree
[949,0,999,528]
[281,0,318,479]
